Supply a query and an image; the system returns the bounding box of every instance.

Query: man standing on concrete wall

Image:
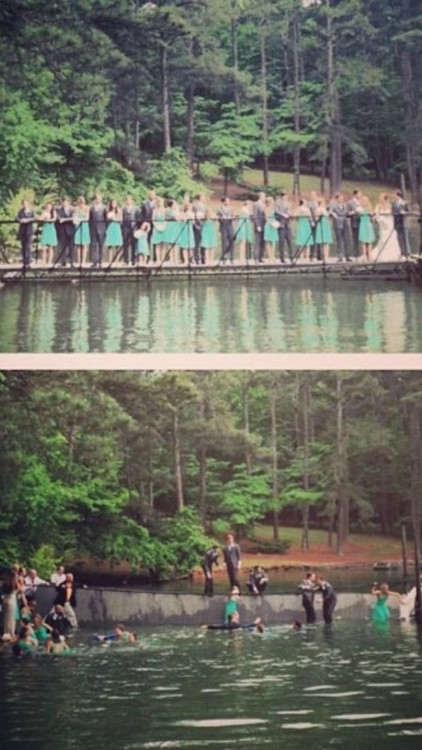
[200,545,220,597]
[223,533,241,591]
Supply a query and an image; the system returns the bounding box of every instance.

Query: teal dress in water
[295,214,313,246]
[358,210,375,244]
[105,218,123,247]
[40,219,57,247]
[235,214,252,242]
[371,593,389,623]
[73,208,90,245]
[264,211,279,243]
[314,213,333,244]
[200,219,217,249]
[223,598,238,625]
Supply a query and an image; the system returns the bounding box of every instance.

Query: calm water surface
[1,276,422,352]
[1,622,422,749]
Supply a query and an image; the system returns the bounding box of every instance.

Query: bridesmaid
[151,196,167,264]
[294,199,313,261]
[263,196,279,263]
[164,199,180,264]
[73,196,90,265]
[178,200,195,264]
[358,195,375,261]
[39,201,58,264]
[200,207,217,264]
[105,198,123,264]
[235,200,252,264]
[314,197,333,262]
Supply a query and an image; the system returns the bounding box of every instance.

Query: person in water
[207,611,264,633]
[45,628,70,654]
[371,582,403,623]
[93,624,136,643]
[315,574,337,624]
[297,572,317,624]
[223,586,240,624]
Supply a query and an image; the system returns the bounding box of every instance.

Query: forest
[0,0,421,217]
[1,370,421,579]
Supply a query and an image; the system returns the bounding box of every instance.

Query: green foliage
[218,465,270,535]
[149,149,207,200]
[246,537,291,555]
[29,544,59,581]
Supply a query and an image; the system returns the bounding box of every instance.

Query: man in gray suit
[329,193,351,261]
[217,197,235,262]
[347,189,362,258]
[89,193,107,267]
[391,191,410,258]
[274,190,294,263]
[252,192,266,263]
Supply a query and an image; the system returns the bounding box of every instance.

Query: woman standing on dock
[151,197,167,264]
[200,207,217,264]
[373,193,401,260]
[164,199,180,265]
[263,196,279,263]
[358,196,375,261]
[178,201,195,265]
[314,198,333,262]
[73,196,90,265]
[39,202,57,265]
[294,199,313,262]
[235,201,253,264]
[105,199,123,264]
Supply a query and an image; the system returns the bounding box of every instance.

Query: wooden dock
[0,257,417,285]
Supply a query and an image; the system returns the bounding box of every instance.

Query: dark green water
[1,622,422,749]
[1,276,422,352]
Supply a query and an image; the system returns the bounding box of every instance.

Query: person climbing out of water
[315,574,337,625]
[297,572,317,624]
[200,544,220,597]
[207,611,264,633]
[223,586,240,624]
[247,566,268,596]
[371,582,403,624]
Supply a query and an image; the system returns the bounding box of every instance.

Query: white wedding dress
[372,209,401,260]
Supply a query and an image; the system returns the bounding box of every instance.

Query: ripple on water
[176,718,268,728]
[281,723,325,730]
[333,714,391,720]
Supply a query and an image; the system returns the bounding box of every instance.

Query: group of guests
[14,187,413,269]
[1,563,79,654]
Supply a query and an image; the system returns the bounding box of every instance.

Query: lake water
[1,276,422,353]
[1,622,422,749]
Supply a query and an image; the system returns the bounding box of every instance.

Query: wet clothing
[44,610,72,635]
[317,580,337,624]
[223,541,241,590]
[223,597,238,625]
[200,548,219,597]
[371,593,389,623]
[33,624,50,644]
[207,622,256,631]
[298,578,316,624]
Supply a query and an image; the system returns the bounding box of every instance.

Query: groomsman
[122,195,138,265]
[308,190,320,261]
[217,196,235,262]
[274,190,294,263]
[252,192,266,262]
[192,193,206,264]
[89,193,107,267]
[347,189,362,257]
[55,196,74,266]
[391,190,410,258]
[329,193,351,261]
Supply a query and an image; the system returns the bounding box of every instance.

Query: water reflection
[1,276,422,352]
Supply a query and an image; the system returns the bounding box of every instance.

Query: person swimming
[93,624,136,643]
[207,611,264,633]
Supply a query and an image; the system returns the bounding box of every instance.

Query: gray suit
[347,197,361,256]
[329,200,350,260]
[392,198,410,257]
[252,199,266,261]
[217,204,234,261]
[274,197,293,262]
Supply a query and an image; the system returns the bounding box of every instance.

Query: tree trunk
[231,8,241,114]
[243,382,252,475]
[409,404,422,623]
[336,373,349,555]
[301,374,310,552]
[186,81,195,166]
[198,444,207,523]
[161,45,171,152]
[292,3,301,198]
[270,390,279,541]
[173,410,184,510]
[400,47,418,203]
[260,28,269,188]
[326,0,342,194]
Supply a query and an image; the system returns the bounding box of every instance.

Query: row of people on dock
[13,188,413,268]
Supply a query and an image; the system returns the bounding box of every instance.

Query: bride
[372,192,401,260]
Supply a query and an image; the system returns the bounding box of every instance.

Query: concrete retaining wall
[32,587,399,626]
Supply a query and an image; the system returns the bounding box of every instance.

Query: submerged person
[200,544,220,597]
[223,586,240,624]
[297,572,317,624]
[93,624,136,643]
[315,574,337,624]
[12,625,38,656]
[371,582,403,623]
[45,629,70,655]
[207,611,264,633]
[247,566,268,596]
[44,604,72,635]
